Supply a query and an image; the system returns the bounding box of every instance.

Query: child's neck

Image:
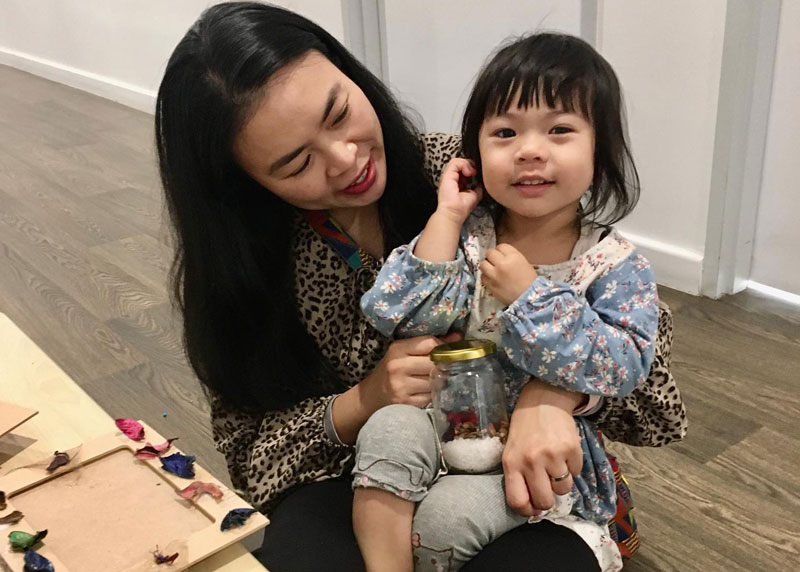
[497,208,581,266]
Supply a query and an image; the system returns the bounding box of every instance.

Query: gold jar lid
[429,339,496,364]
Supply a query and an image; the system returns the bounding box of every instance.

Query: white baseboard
[747,281,800,306]
[619,231,704,295]
[0,46,156,114]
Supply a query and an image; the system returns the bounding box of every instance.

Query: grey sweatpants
[352,404,530,572]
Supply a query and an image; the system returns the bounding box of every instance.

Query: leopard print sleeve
[421,132,462,185]
[210,392,353,514]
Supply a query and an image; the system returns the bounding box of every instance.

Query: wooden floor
[1,65,798,571]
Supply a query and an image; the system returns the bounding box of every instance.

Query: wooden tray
[0,422,268,572]
[0,401,38,438]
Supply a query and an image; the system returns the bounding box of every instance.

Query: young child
[352,33,659,572]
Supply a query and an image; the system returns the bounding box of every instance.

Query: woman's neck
[497,206,581,266]
[329,203,384,258]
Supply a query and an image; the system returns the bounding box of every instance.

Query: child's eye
[493,128,516,138]
[550,126,573,135]
[289,155,311,176]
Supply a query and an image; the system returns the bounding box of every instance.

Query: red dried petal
[115,418,145,441]
[134,438,178,460]
[178,481,223,501]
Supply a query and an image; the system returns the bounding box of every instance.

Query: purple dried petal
[23,550,55,572]
[46,451,70,472]
[153,547,179,565]
[160,453,195,478]
[0,510,24,525]
[220,508,256,531]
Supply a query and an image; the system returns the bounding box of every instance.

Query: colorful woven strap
[302,210,363,270]
[598,430,640,560]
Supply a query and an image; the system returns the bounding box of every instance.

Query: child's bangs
[485,64,594,121]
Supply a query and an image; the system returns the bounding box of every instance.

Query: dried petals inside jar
[429,339,508,473]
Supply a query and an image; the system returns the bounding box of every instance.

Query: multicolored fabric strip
[302,210,363,270]
[600,430,640,560]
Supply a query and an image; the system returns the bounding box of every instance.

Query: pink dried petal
[178,481,223,501]
[115,418,145,441]
[134,438,178,460]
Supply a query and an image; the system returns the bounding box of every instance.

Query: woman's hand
[332,333,462,444]
[361,335,447,410]
[435,158,482,225]
[502,379,584,517]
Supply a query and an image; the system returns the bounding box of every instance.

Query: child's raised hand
[435,158,483,224]
[479,244,539,306]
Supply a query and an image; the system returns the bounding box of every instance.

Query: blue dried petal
[220,508,256,531]
[159,453,195,478]
[24,550,55,572]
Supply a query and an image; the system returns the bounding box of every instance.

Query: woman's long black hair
[462,33,639,226]
[156,2,435,413]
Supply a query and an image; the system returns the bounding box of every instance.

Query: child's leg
[353,488,414,572]
[411,474,529,572]
[352,404,444,572]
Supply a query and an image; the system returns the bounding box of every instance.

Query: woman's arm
[210,392,351,514]
[212,334,458,512]
[502,379,584,515]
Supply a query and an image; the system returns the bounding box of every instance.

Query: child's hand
[435,158,483,224]
[479,244,539,306]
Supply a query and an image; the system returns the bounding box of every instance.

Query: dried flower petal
[0,511,24,525]
[178,481,223,501]
[135,438,178,460]
[115,418,145,441]
[46,451,71,472]
[9,530,47,552]
[220,508,256,531]
[153,546,179,565]
[23,549,54,572]
[160,453,195,478]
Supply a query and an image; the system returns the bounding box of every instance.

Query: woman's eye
[493,128,515,138]
[290,155,311,176]
[550,125,573,135]
[331,104,349,127]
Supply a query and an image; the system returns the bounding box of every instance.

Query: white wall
[1,0,792,298]
[750,0,800,296]
[598,0,728,293]
[382,0,582,134]
[0,0,344,113]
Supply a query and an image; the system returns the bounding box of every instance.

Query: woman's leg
[352,404,444,572]
[463,520,601,572]
[253,478,366,572]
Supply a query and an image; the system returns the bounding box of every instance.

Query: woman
[156,3,685,571]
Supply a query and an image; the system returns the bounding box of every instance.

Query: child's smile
[478,97,595,224]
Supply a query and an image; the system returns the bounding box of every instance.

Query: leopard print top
[210,133,687,514]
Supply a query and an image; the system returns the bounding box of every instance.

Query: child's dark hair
[462,32,639,225]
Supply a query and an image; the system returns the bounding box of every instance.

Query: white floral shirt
[360,208,660,527]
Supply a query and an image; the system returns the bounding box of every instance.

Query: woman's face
[234,51,386,212]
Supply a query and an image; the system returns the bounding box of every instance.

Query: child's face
[478,97,594,224]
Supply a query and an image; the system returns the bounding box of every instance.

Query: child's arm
[414,158,482,262]
[499,250,659,398]
[360,159,483,338]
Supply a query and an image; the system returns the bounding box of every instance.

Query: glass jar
[429,339,509,473]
